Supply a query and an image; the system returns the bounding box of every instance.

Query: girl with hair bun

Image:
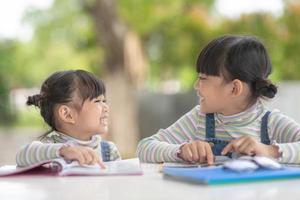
[137,35,300,165]
[16,70,121,167]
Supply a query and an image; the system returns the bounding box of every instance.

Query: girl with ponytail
[137,35,300,165]
[16,70,121,167]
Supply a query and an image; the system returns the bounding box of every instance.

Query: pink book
[0,158,143,176]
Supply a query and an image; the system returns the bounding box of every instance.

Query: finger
[82,149,93,165]
[222,137,246,155]
[75,151,85,165]
[233,136,256,154]
[98,159,106,169]
[236,140,250,154]
[243,143,256,156]
[190,142,199,161]
[205,143,214,165]
[182,145,193,162]
[231,137,249,152]
[221,143,233,155]
[197,143,206,163]
[87,149,98,165]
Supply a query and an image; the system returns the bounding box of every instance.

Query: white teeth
[100,118,108,125]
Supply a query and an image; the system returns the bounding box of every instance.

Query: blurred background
[1,0,300,164]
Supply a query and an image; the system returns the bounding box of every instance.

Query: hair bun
[26,94,43,107]
[254,79,277,98]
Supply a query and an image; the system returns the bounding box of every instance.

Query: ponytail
[253,79,277,99]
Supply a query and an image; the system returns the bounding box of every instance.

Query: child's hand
[59,145,106,169]
[221,136,280,158]
[177,141,214,165]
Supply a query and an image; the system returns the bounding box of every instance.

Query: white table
[0,163,300,200]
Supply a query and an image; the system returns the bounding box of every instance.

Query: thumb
[98,160,106,169]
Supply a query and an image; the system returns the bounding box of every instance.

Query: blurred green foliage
[4,0,300,87]
[0,41,17,125]
[1,0,300,127]
[15,108,45,128]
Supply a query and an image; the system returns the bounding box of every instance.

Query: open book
[163,156,232,168]
[0,158,143,176]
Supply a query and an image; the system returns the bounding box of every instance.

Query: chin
[200,107,213,114]
[98,127,108,135]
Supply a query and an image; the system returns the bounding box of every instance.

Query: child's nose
[103,103,109,112]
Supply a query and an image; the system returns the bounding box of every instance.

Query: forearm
[16,141,64,167]
[137,106,200,163]
[136,137,183,163]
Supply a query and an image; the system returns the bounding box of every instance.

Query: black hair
[196,35,277,100]
[26,70,106,136]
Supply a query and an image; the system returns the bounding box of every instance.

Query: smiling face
[194,73,233,114]
[74,95,109,138]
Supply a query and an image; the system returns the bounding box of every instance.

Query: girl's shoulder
[256,100,294,124]
[40,131,65,143]
[176,105,206,124]
[186,105,205,118]
[268,108,299,125]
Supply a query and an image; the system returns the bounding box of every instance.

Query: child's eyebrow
[94,96,105,100]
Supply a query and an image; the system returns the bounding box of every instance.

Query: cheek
[95,104,103,112]
[196,83,204,93]
[220,85,232,98]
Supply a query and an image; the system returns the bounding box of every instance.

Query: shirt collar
[215,100,265,126]
[49,131,102,148]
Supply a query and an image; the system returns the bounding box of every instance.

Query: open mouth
[100,117,108,125]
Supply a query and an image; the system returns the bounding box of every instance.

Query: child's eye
[198,76,207,80]
[95,99,107,103]
[198,74,207,80]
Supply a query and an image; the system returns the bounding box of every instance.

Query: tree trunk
[104,72,139,158]
[83,0,147,157]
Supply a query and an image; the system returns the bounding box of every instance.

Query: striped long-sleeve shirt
[16,131,121,167]
[136,100,300,164]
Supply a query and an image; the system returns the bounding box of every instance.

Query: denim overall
[205,111,271,157]
[100,140,111,161]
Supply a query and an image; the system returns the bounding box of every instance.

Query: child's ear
[57,105,76,124]
[231,79,244,96]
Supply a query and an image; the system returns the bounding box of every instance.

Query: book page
[163,156,232,168]
[0,158,143,176]
[59,158,143,176]
[0,160,55,176]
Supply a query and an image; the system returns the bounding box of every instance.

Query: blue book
[163,166,300,185]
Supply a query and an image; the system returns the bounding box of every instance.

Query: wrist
[58,143,72,157]
[176,142,187,159]
[268,144,281,158]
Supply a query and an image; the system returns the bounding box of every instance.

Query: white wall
[266,82,300,123]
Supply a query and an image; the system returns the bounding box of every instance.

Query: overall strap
[100,140,111,162]
[205,113,215,138]
[260,111,271,145]
[205,113,232,157]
